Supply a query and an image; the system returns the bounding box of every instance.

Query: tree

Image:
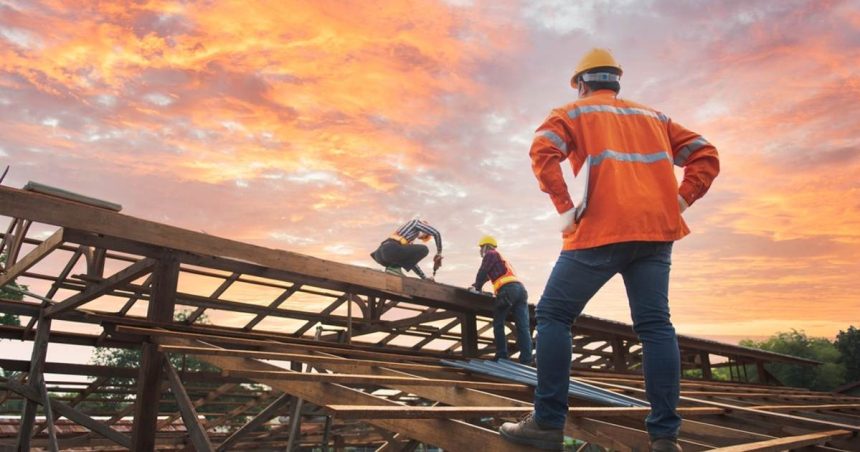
[0,253,26,326]
[741,330,846,391]
[835,326,860,383]
[88,310,244,418]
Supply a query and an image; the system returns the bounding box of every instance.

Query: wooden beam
[4,378,132,449]
[0,187,488,313]
[324,405,725,419]
[158,345,457,373]
[223,369,529,392]
[157,336,536,452]
[186,272,239,324]
[707,429,853,452]
[750,403,860,412]
[580,377,860,433]
[216,393,293,452]
[38,380,59,452]
[117,325,446,363]
[460,313,478,357]
[164,360,215,452]
[15,311,51,452]
[244,283,304,331]
[131,254,179,451]
[0,228,64,287]
[44,258,156,317]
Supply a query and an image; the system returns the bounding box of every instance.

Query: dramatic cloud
[1,0,858,342]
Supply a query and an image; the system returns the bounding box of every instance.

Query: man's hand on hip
[678,194,689,214]
[558,207,578,234]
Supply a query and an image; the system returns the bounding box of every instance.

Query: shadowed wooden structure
[1,185,858,451]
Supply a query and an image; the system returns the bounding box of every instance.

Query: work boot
[651,438,683,452]
[384,266,404,276]
[499,412,563,451]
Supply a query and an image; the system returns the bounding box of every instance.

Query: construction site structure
[0,185,858,451]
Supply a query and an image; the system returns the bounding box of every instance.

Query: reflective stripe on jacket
[530,90,720,250]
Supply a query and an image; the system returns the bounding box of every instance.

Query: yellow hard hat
[571,48,622,88]
[477,235,497,248]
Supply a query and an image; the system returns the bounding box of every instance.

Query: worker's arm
[530,111,575,213]
[667,119,720,208]
[415,221,443,254]
[471,252,497,290]
[410,265,428,280]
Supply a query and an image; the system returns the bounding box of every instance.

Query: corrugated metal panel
[441,359,647,407]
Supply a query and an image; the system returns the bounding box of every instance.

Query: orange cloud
[0,0,520,189]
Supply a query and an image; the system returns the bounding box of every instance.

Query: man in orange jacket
[499,49,719,452]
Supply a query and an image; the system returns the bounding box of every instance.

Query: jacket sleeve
[473,252,495,289]
[530,110,575,213]
[667,119,720,206]
[415,221,442,254]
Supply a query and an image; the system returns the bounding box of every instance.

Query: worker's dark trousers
[533,241,681,440]
[493,282,532,364]
[372,240,429,271]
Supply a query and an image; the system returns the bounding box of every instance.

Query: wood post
[701,352,713,380]
[15,309,51,452]
[460,313,478,357]
[131,252,178,451]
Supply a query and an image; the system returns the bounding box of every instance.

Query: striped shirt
[393,219,442,253]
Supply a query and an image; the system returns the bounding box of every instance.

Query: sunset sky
[2,0,859,345]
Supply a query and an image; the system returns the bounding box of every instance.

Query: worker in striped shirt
[370,218,443,279]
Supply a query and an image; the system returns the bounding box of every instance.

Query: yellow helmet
[571,48,622,88]
[477,235,497,248]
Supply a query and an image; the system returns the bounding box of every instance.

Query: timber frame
[0,185,857,451]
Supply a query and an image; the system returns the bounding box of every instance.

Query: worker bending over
[499,48,719,452]
[469,235,533,364]
[371,218,443,280]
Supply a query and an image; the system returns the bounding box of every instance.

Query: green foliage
[835,326,860,383]
[0,253,26,326]
[88,310,227,416]
[91,310,218,373]
[741,329,846,391]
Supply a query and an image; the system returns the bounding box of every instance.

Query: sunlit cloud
[1,0,858,344]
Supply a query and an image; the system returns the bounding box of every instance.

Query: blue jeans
[493,282,533,364]
[533,242,681,439]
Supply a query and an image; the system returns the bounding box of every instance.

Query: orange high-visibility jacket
[530,90,720,250]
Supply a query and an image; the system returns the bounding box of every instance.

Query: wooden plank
[751,404,860,412]
[5,378,132,448]
[158,345,457,373]
[164,360,215,452]
[157,336,536,452]
[707,429,853,452]
[23,181,122,211]
[15,312,51,452]
[117,325,446,363]
[38,380,59,452]
[580,377,860,433]
[131,254,178,451]
[223,369,529,392]
[324,405,725,419]
[0,228,64,287]
[216,393,293,452]
[0,187,487,313]
[301,350,706,452]
[44,258,156,317]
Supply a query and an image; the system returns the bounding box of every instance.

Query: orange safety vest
[389,233,410,245]
[530,90,720,250]
[491,254,519,294]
